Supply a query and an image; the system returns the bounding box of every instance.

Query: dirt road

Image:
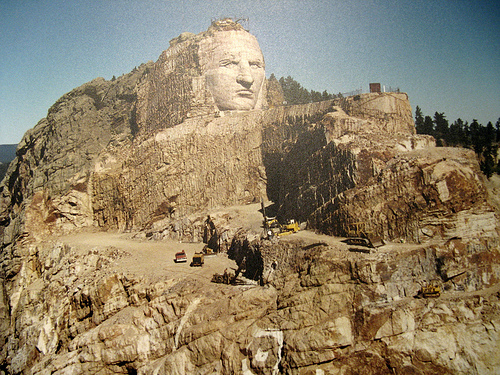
[57,230,238,284]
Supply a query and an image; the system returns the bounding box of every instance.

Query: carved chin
[217,96,256,111]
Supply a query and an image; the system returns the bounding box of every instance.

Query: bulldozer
[343,222,384,248]
[190,252,204,267]
[277,219,300,236]
[417,281,441,298]
[263,217,300,238]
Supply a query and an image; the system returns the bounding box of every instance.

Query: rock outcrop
[0,19,499,375]
[1,232,499,375]
[1,25,495,246]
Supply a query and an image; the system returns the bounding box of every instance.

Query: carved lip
[236,89,254,97]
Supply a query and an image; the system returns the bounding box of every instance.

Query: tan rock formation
[1,231,498,375]
[0,18,499,375]
[92,111,269,230]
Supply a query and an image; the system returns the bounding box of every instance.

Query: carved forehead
[199,31,264,66]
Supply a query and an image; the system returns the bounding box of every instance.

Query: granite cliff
[0,19,499,374]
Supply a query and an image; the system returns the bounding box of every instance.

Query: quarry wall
[0,19,499,374]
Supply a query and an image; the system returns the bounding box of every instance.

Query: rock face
[312,147,497,243]
[0,18,499,375]
[265,95,497,245]
[0,234,499,375]
[1,21,495,246]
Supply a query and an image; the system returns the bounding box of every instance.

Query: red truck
[174,250,187,263]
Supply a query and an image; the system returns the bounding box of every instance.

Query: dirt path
[57,230,237,284]
[54,197,452,286]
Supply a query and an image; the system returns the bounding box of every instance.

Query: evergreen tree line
[270,74,341,105]
[414,106,500,178]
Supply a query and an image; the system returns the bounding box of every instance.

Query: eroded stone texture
[0,18,499,375]
[1,235,498,375]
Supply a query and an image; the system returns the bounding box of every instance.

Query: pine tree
[433,112,449,145]
[278,76,312,105]
[448,118,465,146]
[481,146,496,178]
[415,106,424,134]
[486,121,495,143]
[413,105,499,177]
[310,90,322,103]
[469,119,484,154]
[422,116,434,135]
[496,118,500,143]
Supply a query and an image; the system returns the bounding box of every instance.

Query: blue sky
[1,0,499,144]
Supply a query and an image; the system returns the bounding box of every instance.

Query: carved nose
[237,61,254,88]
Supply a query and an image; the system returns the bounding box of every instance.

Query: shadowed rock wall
[267,94,498,244]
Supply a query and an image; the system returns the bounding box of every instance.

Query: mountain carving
[0,19,498,375]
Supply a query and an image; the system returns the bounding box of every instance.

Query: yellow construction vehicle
[264,217,300,238]
[190,252,204,267]
[418,281,441,298]
[261,199,300,238]
[277,219,300,236]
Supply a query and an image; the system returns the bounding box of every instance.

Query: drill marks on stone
[174,297,201,350]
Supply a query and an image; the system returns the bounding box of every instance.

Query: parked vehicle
[174,250,187,263]
[190,252,204,267]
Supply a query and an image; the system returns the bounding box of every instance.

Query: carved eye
[249,61,263,69]
[220,59,238,67]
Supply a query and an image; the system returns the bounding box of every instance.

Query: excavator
[343,222,384,248]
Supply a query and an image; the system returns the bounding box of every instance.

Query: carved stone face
[200,30,265,111]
